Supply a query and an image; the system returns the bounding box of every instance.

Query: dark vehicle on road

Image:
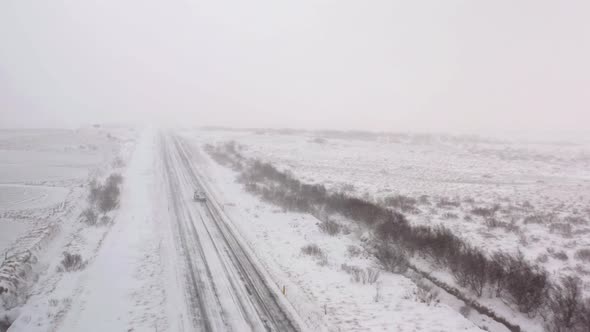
[193,190,206,202]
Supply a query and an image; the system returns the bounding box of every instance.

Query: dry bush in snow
[549,223,573,238]
[524,213,557,225]
[548,248,568,261]
[346,245,362,258]
[382,194,419,214]
[441,212,458,220]
[436,197,461,209]
[451,245,487,297]
[98,174,122,213]
[574,248,590,262]
[87,173,124,215]
[375,243,408,274]
[414,279,439,306]
[79,207,98,226]
[564,215,588,225]
[546,276,586,332]
[471,205,500,219]
[341,264,380,284]
[301,244,322,256]
[318,219,341,236]
[499,252,548,315]
[58,252,86,272]
[459,305,472,318]
[301,244,328,266]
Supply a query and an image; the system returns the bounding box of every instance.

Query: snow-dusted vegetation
[196,128,590,332]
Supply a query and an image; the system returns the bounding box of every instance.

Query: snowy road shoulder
[54,128,171,332]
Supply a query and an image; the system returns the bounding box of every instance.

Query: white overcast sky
[1,0,589,133]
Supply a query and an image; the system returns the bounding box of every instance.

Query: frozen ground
[193,129,590,296]
[0,126,136,331]
[0,127,134,256]
[4,126,573,331]
[180,134,487,332]
[189,128,590,330]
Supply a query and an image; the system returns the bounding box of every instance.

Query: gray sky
[1,0,589,133]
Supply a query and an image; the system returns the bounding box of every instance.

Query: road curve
[159,133,301,332]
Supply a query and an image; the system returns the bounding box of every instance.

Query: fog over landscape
[1,2,590,332]
[2,0,589,134]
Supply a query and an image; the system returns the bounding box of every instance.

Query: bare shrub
[87,173,124,215]
[574,248,590,262]
[486,251,549,314]
[564,215,588,225]
[518,232,529,247]
[58,252,85,272]
[301,244,328,266]
[485,218,505,229]
[383,195,419,213]
[505,220,520,233]
[441,212,458,220]
[340,183,355,193]
[451,245,487,297]
[546,276,583,332]
[375,244,408,274]
[437,197,461,209]
[106,173,123,186]
[97,174,122,213]
[471,205,499,219]
[577,300,590,332]
[79,208,98,226]
[536,254,549,263]
[366,268,380,284]
[415,279,439,306]
[549,223,573,237]
[550,250,568,261]
[99,215,112,225]
[418,195,430,205]
[318,219,341,236]
[87,179,101,205]
[459,305,472,318]
[301,244,322,256]
[504,252,548,315]
[341,264,380,284]
[347,245,362,258]
[524,213,557,225]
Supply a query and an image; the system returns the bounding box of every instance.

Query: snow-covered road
[160,134,302,331]
[10,129,303,332]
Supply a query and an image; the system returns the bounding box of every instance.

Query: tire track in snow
[160,133,302,332]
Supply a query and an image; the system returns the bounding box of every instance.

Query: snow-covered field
[0,127,133,255]
[191,128,590,330]
[3,126,587,332]
[0,127,136,331]
[181,132,497,332]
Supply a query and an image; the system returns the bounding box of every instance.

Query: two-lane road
[159,133,301,332]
